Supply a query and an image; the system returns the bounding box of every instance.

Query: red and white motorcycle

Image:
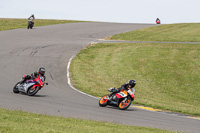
[13,75,48,96]
[99,88,135,110]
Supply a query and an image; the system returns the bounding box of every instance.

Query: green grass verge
[0,108,176,133]
[0,18,84,31]
[70,43,200,116]
[110,23,200,42]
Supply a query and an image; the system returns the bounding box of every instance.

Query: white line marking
[67,54,98,99]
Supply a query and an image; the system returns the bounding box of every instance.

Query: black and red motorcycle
[156,20,161,24]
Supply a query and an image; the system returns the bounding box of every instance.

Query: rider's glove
[116,88,121,92]
[108,87,115,92]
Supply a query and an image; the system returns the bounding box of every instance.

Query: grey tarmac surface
[0,22,199,133]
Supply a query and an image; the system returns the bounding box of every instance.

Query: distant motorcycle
[156,20,160,24]
[99,88,135,110]
[27,20,34,29]
[13,75,48,96]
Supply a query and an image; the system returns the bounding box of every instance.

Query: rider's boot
[19,79,25,84]
[19,75,26,84]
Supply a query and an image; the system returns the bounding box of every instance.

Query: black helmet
[31,14,34,17]
[39,67,45,76]
[129,80,136,88]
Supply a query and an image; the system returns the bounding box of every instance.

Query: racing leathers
[20,71,45,84]
[109,83,130,93]
[28,15,35,28]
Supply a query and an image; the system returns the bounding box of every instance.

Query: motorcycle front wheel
[99,94,109,107]
[27,86,40,96]
[118,97,132,110]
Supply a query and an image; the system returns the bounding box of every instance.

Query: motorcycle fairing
[24,80,37,93]
[116,90,128,98]
[35,76,44,86]
[127,89,135,99]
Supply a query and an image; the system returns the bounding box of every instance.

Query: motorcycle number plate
[119,92,125,96]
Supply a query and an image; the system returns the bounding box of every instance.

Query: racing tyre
[13,82,20,93]
[118,97,132,110]
[27,86,40,96]
[99,95,109,107]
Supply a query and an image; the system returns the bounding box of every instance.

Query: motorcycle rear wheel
[118,97,131,110]
[13,82,20,93]
[27,86,40,96]
[99,95,109,107]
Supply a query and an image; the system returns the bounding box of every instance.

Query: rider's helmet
[31,14,34,17]
[128,80,136,88]
[39,67,45,76]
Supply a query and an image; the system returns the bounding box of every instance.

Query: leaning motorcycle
[13,75,48,96]
[99,88,135,110]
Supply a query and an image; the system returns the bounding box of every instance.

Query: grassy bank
[0,18,84,31]
[110,23,200,42]
[0,108,176,133]
[70,43,200,116]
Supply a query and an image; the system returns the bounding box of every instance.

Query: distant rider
[156,18,160,24]
[20,67,46,84]
[27,14,35,28]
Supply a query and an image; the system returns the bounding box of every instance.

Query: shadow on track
[104,106,136,111]
[16,92,48,97]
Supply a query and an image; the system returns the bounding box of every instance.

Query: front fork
[32,85,40,90]
[122,97,127,102]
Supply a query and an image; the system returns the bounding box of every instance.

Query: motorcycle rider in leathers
[156,18,160,23]
[27,14,35,29]
[108,80,136,105]
[20,67,46,84]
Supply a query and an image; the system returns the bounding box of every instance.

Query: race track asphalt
[0,22,199,133]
